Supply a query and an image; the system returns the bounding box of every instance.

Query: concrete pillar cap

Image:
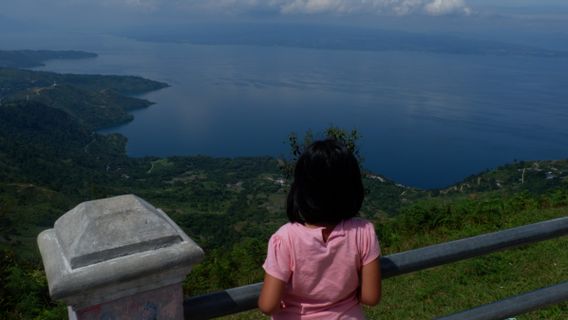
[38,194,204,308]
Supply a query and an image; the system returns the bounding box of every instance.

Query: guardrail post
[37,194,204,319]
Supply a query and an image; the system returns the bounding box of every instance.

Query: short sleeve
[262,233,292,282]
[360,221,381,266]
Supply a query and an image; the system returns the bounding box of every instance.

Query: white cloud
[101,0,161,10]
[269,0,471,16]
[281,0,354,14]
[391,0,425,16]
[5,0,472,18]
[97,0,472,17]
[424,0,472,16]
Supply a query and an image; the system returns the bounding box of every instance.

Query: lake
[12,33,568,188]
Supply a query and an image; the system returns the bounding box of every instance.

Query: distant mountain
[123,23,568,58]
[0,50,97,68]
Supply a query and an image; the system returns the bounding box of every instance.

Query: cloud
[267,0,471,16]
[424,0,472,16]
[280,0,358,14]
[0,0,473,21]
[92,0,472,16]
[100,0,161,10]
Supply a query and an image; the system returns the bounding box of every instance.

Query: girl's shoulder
[271,222,322,241]
[342,218,378,240]
[343,217,375,229]
[273,219,374,237]
[274,222,295,233]
[270,222,296,239]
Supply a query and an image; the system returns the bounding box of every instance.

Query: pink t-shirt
[263,218,381,320]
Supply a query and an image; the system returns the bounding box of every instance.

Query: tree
[281,126,362,178]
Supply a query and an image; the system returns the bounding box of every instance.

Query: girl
[258,139,381,319]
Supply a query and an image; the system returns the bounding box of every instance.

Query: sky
[1,0,567,25]
[1,0,567,48]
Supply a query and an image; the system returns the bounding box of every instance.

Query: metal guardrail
[184,216,568,319]
[436,281,568,320]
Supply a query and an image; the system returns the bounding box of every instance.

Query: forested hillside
[0,68,168,129]
[0,53,565,319]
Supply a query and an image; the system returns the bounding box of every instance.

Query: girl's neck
[304,222,337,229]
[304,222,336,243]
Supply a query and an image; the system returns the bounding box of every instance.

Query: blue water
[26,34,568,189]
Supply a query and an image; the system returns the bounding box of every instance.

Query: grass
[370,238,567,319]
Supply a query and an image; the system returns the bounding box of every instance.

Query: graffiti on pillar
[72,284,182,320]
[100,312,117,320]
[141,302,158,320]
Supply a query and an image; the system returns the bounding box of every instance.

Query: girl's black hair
[287,139,364,225]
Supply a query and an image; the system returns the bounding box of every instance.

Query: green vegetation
[369,194,568,319]
[281,127,363,178]
[0,68,168,129]
[0,51,565,319]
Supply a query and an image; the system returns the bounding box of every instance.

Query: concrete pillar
[37,194,204,319]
